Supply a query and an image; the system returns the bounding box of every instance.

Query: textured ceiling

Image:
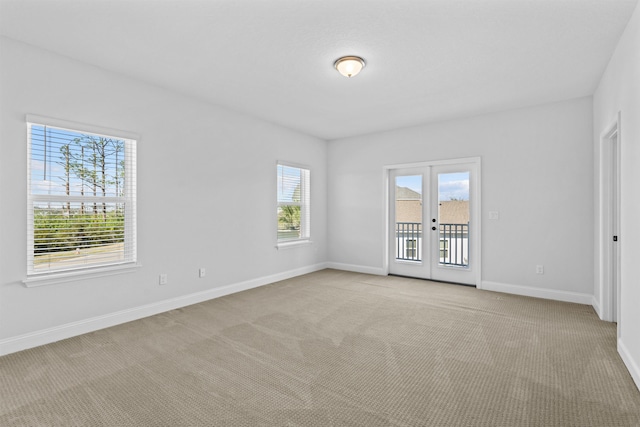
[0,0,637,140]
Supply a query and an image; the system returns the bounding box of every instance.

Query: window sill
[23,263,142,288]
[276,240,313,250]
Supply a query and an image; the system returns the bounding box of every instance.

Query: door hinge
[613,236,618,242]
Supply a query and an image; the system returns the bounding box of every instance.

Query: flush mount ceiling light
[334,56,366,78]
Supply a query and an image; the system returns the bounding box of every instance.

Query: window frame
[24,115,139,286]
[276,161,311,248]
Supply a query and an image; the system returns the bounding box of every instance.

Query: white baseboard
[481,281,593,305]
[619,338,640,392]
[0,262,328,356]
[326,262,386,276]
[591,295,602,318]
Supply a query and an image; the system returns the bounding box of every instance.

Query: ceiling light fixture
[334,56,366,78]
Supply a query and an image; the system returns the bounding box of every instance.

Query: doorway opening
[600,116,621,331]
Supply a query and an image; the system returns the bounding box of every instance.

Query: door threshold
[388,274,476,288]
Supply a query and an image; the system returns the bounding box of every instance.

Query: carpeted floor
[1,269,639,426]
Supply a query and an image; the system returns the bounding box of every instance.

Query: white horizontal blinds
[300,168,310,239]
[27,122,137,275]
[277,163,310,242]
[124,139,137,265]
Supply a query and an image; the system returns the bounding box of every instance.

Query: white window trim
[25,115,139,284]
[22,263,142,287]
[26,115,139,141]
[275,239,313,250]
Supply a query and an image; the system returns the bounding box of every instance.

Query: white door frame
[599,113,621,331]
[383,157,482,287]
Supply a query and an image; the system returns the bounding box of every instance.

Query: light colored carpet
[1,269,639,426]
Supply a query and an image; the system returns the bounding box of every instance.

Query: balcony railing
[396,222,422,261]
[439,223,469,267]
[395,222,469,267]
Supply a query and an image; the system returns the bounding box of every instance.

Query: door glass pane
[395,175,422,261]
[438,172,469,267]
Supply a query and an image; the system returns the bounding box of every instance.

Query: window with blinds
[27,119,137,276]
[277,162,310,243]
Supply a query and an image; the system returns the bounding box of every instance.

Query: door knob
[431,226,436,231]
[432,218,436,222]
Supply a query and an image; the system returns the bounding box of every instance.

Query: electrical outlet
[536,265,544,274]
[199,268,206,278]
[159,273,168,285]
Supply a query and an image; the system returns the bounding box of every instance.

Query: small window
[27,118,137,276]
[405,239,417,259]
[277,162,310,243]
[440,239,449,260]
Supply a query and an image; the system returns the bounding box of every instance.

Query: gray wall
[0,37,328,342]
[327,97,594,299]
[593,2,640,389]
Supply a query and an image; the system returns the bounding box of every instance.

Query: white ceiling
[1,0,637,140]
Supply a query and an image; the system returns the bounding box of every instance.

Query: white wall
[0,37,328,351]
[593,2,640,389]
[328,97,594,301]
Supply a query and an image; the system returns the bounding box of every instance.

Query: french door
[388,160,479,286]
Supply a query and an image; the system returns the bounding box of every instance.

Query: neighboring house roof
[396,186,421,200]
